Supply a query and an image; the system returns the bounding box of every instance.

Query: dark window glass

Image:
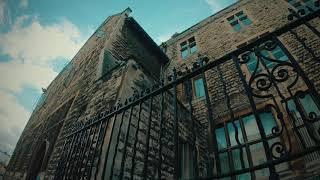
[101,50,118,77]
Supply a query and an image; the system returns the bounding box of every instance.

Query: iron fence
[53,8,320,180]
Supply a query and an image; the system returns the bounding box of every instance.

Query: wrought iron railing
[53,8,320,180]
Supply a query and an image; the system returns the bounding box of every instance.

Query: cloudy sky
[0,0,236,159]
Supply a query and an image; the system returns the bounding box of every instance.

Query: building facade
[5,0,320,179]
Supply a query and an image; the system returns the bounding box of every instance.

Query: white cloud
[0,15,87,157]
[0,90,30,155]
[0,15,84,66]
[205,0,237,13]
[19,0,28,9]
[0,62,57,93]
[0,15,86,92]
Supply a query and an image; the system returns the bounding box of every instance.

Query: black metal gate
[53,9,320,180]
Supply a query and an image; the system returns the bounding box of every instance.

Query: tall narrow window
[193,77,205,98]
[99,50,119,79]
[180,37,198,59]
[227,11,252,32]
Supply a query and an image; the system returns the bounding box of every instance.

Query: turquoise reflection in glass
[299,94,320,118]
[243,114,261,141]
[247,53,260,73]
[215,127,227,150]
[227,121,244,146]
[232,149,249,170]
[219,152,230,174]
[260,111,277,136]
[194,78,205,98]
[271,46,288,61]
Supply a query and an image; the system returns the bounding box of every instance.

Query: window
[193,77,205,98]
[99,50,119,79]
[227,11,252,32]
[287,0,320,14]
[246,44,289,74]
[215,111,279,178]
[180,37,198,59]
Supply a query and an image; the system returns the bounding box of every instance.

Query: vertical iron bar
[186,79,199,178]
[61,133,77,179]
[94,118,111,179]
[69,126,85,178]
[199,60,219,176]
[87,120,104,179]
[224,123,235,179]
[109,110,126,180]
[238,118,255,179]
[232,55,278,179]
[76,127,93,178]
[53,138,69,180]
[130,101,143,180]
[102,113,118,179]
[80,125,99,179]
[172,68,180,180]
[119,105,134,179]
[142,97,154,180]
[157,88,165,179]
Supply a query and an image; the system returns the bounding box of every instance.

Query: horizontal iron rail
[63,9,320,139]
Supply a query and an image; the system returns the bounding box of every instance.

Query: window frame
[227,10,253,32]
[192,76,205,99]
[179,36,198,60]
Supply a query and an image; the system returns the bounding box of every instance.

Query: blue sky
[0,0,237,161]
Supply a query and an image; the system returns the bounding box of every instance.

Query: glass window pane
[260,111,277,136]
[232,148,249,171]
[235,11,244,17]
[272,46,288,61]
[247,53,259,73]
[241,17,252,26]
[194,78,205,98]
[219,152,230,174]
[255,168,269,179]
[243,114,261,141]
[215,127,227,150]
[227,121,244,146]
[299,94,320,118]
[232,22,242,32]
[190,43,197,54]
[249,142,267,166]
[180,41,188,49]
[188,37,196,44]
[237,173,251,180]
[181,49,189,59]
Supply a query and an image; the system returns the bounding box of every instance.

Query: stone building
[4,0,320,179]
